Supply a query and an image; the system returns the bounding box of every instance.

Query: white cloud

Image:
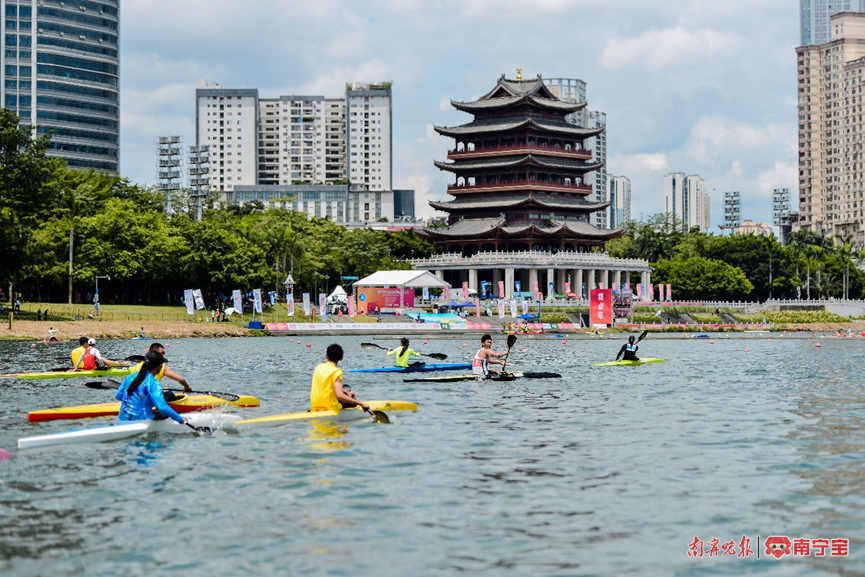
[683,115,795,166]
[599,28,745,71]
[609,152,669,174]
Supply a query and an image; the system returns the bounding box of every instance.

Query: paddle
[55,355,145,365]
[364,406,390,424]
[84,379,241,402]
[499,334,517,375]
[360,342,447,360]
[185,422,213,435]
[615,330,649,361]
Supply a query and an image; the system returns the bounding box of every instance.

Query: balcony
[448,180,592,194]
[448,142,592,160]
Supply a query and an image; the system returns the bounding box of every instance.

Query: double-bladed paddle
[360,342,447,360]
[54,354,145,365]
[500,334,518,374]
[615,330,649,361]
[84,379,240,402]
[185,422,213,435]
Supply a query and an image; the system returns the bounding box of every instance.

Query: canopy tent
[328,285,348,303]
[354,270,450,288]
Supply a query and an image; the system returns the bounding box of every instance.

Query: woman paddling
[387,338,424,368]
[615,335,640,362]
[115,351,186,425]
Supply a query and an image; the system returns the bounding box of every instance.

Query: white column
[613,270,621,290]
[469,269,478,292]
[623,270,630,288]
[434,270,444,280]
[546,268,555,301]
[529,269,538,297]
[557,269,566,296]
[587,269,596,292]
[493,268,502,296]
[505,268,514,300]
[575,269,583,299]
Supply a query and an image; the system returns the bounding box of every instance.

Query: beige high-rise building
[797,12,865,244]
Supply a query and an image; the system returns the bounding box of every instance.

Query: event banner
[548,281,554,298]
[232,290,242,313]
[268,291,277,307]
[347,297,355,317]
[287,296,295,316]
[183,290,194,315]
[612,283,619,292]
[565,282,571,295]
[510,299,517,317]
[422,286,429,300]
[356,287,415,314]
[532,280,539,296]
[624,282,630,293]
[302,293,311,316]
[497,300,505,317]
[462,281,469,301]
[599,282,605,290]
[590,288,613,326]
[443,286,450,300]
[253,289,263,313]
[515,281,521,294]
[192,289,205,310]
[474,298,481,318]
[636,284,642,300]
[522,300,529,316]
[648,283,654,303]
[319,293,327,317]
[498,281,505,299]
[667,284,672,301]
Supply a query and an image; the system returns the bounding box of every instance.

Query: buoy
[816,343,821,347]
[710,341,714,344]
[768,339,771,342]
[30,344,35,347]
[307,343,312,347]
[423,341,428,344]
[176,341,180,344]
[0,449,9,461]
[297,341,302,345]
[521,348,528,352]
[290,339,293,342]
[562,341,566,344]
[462,344,467,347]
[744,349,750,353]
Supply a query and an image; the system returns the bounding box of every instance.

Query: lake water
[0,334,863,576]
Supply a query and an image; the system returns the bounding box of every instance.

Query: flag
[613,283,619,292]
[443,286,450,300]
[268,291,277,307]
[565,282,571,295]
[287,295,295,316]
[252,288,263,313]
[510,299,517,317]
[183,290,194,315]
[599,282,605,290]
[666,284,672,301]
[637,284,643,301]
[648,283,654,302]
[548,281,554,297]
[232,289,242,312]
[422,286,429,300]
[498,300,505,317]
[532,280,539,295]
[515,280,521,294]
[302,293,311,316]
[498,281,504,299]
[475,298,480,318]
[192,289,205,310]
[348,298,355,317]
[522,300,529,316]
[319,293,327,317]
[462,281,469,301]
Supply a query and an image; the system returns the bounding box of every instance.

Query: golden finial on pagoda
[516,66,522,81]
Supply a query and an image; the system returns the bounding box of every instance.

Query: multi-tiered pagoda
[422,73,623,254]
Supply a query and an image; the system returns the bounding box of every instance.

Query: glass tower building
[1,0,119,172]
[801,0,865,45]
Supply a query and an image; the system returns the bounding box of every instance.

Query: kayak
[38,339,69,344]
[346,363,471,374]
[28,393,261,422]
[130,337,149,341]
[404,371,561,383]
[592,358,666,367]
[4,367,134,379]
[18,413,241,449]
[233,400,418,427]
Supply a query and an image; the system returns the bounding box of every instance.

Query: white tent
[328,285,348,303]
[355,270,450,288]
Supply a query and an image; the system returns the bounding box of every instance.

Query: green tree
[653,256,754,301]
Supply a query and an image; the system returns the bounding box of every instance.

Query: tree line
[607,214,865,301]
[0,110,434,305]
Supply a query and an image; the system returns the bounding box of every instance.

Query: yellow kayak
[233,400,417,427]
[28,393,261,422]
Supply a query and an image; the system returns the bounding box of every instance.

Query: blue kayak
[347,363,472,373]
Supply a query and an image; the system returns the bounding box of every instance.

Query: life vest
[472,349,489,376]
[80,347,98,370]
[626,343,637,353]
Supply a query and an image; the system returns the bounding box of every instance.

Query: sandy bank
[1,320,253,341]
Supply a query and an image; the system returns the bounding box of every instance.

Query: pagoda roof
[428,194,610,212]
[422,217,623,241]
[433,154,604,174]
[434,117,604,139]
[451,94,584,114]
[479,75,557,100]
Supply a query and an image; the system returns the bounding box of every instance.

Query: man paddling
[47,327,59,342]
[71,336,89,366]
[615,331,648,362]
[472,334,509,379]
[311,344,369,413]
[71,338,129,371]
[130,343,192,396]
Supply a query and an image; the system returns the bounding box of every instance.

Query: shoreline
[2,319,865,341]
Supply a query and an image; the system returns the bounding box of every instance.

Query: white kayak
[18,413,241,449]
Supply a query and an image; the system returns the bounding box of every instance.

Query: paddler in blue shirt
[615,335,640,362]
[310,344,370,413]
[386,337,424,368]
[115,351,186,424]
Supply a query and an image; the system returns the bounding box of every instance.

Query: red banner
[590,288,613,326]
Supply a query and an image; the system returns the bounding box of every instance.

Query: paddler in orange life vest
[71,338,129,371]
[310,344,370,413]
[472,333,508,378]
[130,343,193,396]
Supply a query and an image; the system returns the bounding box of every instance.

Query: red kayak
[38,339,69,344]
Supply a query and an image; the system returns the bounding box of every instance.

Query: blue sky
[119,0,798,226]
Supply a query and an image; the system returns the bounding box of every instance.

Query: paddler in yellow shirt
[310,344,369,413]
[70,336,89,366]
[130,342,193,398]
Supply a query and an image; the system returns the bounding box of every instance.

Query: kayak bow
[28,393,261,421]
[592,358,666,367]
[9,367,134,380]
[233,400,417,427]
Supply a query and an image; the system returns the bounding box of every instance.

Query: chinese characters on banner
[636,284,643,301]
[510,299,517,317]
[302,293,311,316]
[498,300,505,317]
[319,293,327,317]
[462,282,469,301]
[192,289,205,310]
[287,295,295,316]
[183,290,194,315]
[498,281,505,299]
[232,289,242,313]
[252,288,263,314]
[590,288,612,326]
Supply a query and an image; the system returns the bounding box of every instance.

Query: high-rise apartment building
[195,80,391,198]
[346,82,392,191]
[796,12,865,243]
[801,0,865,45]
[608,175,631,228]
[0,0,120,172]
[723,191,742,231]
[664,172,710,232]
[544,77,610,228]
